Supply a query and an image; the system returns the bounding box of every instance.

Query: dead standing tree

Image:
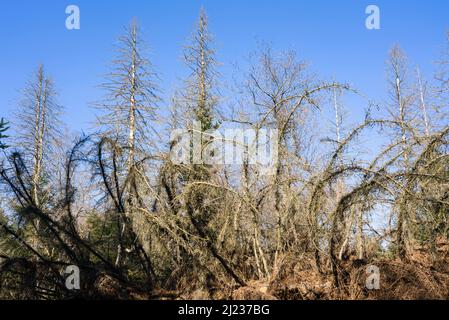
[181,11,247,287]
[14,65,63,208]
[387,46,415,260]
[160,11,248,288]
[95,19,160,274]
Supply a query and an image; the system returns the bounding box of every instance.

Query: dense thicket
[0,13,448,300]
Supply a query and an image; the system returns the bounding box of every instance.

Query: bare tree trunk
[338,206,355,260]
[416,67,430,137]
[32,66,45,207]
[356,205,365,260]
[390,47,410,260]
[126,22,138,175]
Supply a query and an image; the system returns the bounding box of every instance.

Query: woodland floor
[95,250,449,300]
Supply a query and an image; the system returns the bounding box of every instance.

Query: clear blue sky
[0,0,448,135]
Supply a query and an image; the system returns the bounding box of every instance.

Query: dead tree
[387,46,414,260]
[14,65,62,207]
[95,19,160,268]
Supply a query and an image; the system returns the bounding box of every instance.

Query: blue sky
[0,0,448,136]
